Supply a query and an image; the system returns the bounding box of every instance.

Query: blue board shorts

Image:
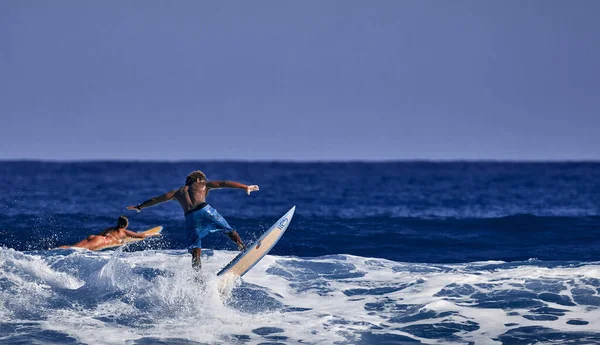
[185,203,234,252]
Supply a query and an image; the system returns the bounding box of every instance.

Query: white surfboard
[217,206,295,278]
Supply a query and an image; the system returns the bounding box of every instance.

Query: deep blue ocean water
[2,162,600,344]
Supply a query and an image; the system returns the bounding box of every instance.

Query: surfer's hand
[246,185,259,195]
[238,243,247,251]
[126,205,141,212]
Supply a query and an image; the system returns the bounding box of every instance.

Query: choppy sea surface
[1,161,600,344]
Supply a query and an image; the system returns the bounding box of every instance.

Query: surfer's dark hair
[117,216,129,228]
[186,171,206,185]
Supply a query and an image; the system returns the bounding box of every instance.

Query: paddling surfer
[126,170,258,270]
[57,216,148,250]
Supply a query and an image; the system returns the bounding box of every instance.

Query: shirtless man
[126,170,259,270]
[57,216,148,250]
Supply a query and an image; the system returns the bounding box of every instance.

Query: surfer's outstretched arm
[207,181,259,195]
[126,189,178,212]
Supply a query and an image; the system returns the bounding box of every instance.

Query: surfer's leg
[205,206,245,250]
[191,248,202,271]
[187,227,204,270]
[226,230,246,251]
[186,207,211,270]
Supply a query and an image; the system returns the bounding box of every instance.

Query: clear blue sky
[1,1,599,161]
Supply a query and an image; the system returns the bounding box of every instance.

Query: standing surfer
[126,170,258,270]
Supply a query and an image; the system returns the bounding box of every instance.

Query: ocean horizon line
[1,158,600,164]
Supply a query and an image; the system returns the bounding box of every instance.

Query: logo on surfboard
[255,240,262,249]
[277,218,288,230]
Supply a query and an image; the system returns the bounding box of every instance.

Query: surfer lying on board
[57,216,149,250]
[126,170,259,271]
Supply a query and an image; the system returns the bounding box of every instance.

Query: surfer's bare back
[126,170,259,270]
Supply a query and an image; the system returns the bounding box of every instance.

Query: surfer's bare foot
[193,272,206,286]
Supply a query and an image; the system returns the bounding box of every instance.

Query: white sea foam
[2,248,600,344]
